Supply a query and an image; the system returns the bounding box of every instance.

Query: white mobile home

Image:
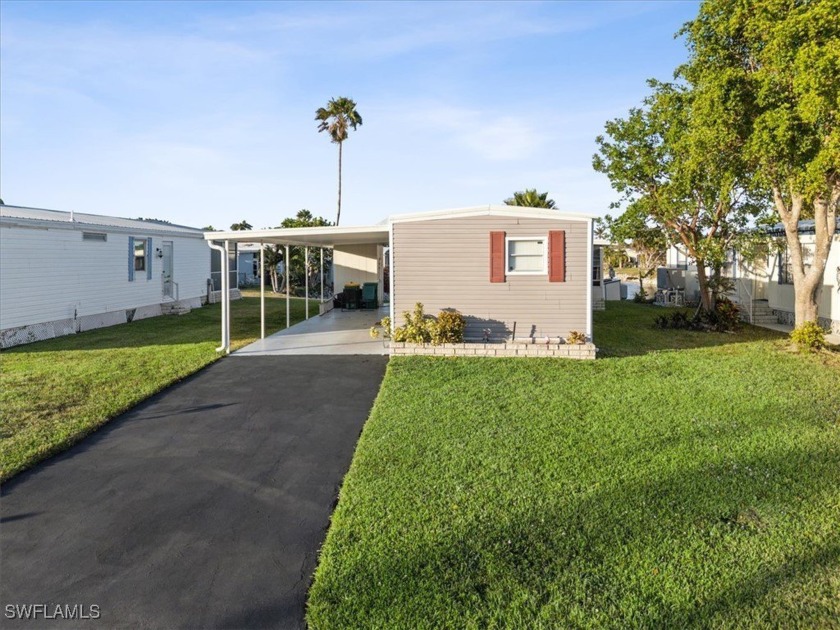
[0,205,211,348]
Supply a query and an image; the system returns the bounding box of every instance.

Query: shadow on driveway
[1,355,388,629]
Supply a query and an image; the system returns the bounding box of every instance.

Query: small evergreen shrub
[633,288,648,303]
[790,321,826,351]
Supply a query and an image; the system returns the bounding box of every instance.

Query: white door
[162,241,174,298]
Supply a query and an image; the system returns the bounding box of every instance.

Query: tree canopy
[230,220,253,231]
[503,189,556,209]
[593,78,767,311]
[680,0,839,325]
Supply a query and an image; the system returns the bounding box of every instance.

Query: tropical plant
[503,189,556,209]
[315,97,363,226]
[372,304,466,345]
[230,220,253,231]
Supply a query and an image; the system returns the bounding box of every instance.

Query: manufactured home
[656,220,840,333]
[206,205,596,355]
[0,205,211,347]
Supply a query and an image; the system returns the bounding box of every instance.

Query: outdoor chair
[361,283,378,310]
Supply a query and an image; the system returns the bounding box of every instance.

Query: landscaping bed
[308,302,840,628]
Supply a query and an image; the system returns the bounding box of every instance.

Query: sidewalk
[750,320,840,345]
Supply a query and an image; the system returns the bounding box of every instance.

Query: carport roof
[204,205,598,247]
[203,224,390,247]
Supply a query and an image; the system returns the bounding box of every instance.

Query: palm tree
[315,97,363,225]
[230,220,253,231]
[503,189,556,209]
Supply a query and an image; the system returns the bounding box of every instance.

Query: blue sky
[0,0,699,229]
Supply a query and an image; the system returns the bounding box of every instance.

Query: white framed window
[134,238,147,272]
[506,237,547,275]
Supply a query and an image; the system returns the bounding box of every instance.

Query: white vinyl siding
[393,215,589,339]
[0,224,210,331]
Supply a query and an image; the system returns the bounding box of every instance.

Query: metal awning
[206,224,391,355]
[203,225,389,247]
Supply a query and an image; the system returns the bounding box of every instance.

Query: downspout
[260,242,265,339]
[305,246,310,320]
[207,241,229,353]
[586,218,593,341]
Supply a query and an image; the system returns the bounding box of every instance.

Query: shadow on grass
[594,302,788,358]
[309,440,840,628]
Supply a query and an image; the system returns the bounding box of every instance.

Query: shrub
[654,311,692,330]
[567,330,587,344]
[395,303,434,343]
[790,321,826,351]
[633,288,648,303]
[369,316,392,340]
[430,310,466,345]
[700,297,740,332]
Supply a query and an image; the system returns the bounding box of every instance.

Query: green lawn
[308,302,840,629]
[0,290,314,481]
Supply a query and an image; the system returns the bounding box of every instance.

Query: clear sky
[0,0,699,229]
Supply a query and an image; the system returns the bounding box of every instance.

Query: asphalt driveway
[1,355,388,629]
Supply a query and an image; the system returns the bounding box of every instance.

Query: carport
[205,225,390,354]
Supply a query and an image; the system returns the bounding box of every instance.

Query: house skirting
[0,297,204,349]
[390,341,597,359]
[772,309,840,335]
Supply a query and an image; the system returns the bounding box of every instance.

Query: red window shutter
[490,231,506,283]
[549,230,566,282]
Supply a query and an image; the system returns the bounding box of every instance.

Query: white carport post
[208,240,228,353]
[259,242,265,339]
[285,244,290,329]
[320,248,324,303]
[305,246,310,320]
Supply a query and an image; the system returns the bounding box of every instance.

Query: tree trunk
[695,260,714,313]
[774,183,838,327]
[336,141,343,226]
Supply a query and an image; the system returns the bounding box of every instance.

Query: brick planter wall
[389,341,597,359]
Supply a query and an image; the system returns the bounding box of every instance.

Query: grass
[0,290,315,481]
[307,302,840,629]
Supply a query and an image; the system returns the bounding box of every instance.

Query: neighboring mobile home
[733,219,840,334]
[0,204,211,348]
[656,219,840,333]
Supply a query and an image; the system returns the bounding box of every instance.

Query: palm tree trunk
[336,141,343,226]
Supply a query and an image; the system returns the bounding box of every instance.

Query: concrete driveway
[1,355,388,629]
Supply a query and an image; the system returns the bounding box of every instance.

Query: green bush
[790,321,826,351]
[372,304,467,345]
[431,310,466,345]
[701,297,740,332]
[633,288,648,303]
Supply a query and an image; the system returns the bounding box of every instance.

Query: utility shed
[0,204,210,348]
[390,206,593,341]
